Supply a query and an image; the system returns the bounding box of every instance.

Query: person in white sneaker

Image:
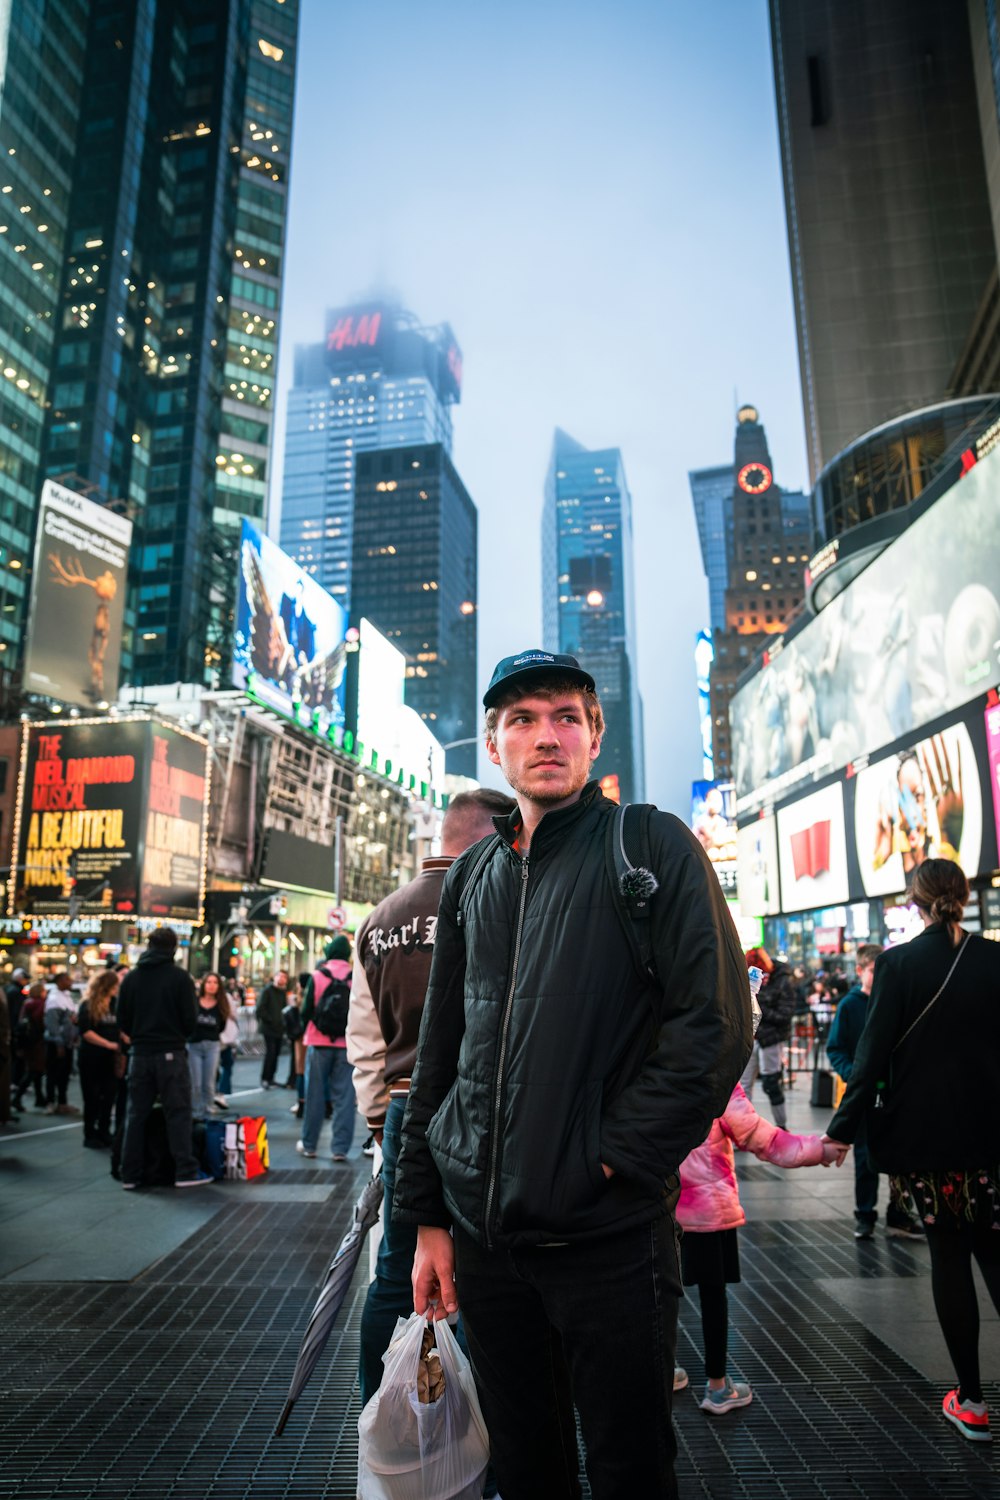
[678,1078,845,1414]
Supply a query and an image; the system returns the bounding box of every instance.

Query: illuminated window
[258,38,284,60]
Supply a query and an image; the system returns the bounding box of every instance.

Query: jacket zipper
[484,853,530,1249]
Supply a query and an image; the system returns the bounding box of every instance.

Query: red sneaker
[942,1389,990,1442]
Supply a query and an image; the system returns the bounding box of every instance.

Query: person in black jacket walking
[117,928,210,1189]
[740,947,799,1127]
[394,649,751,1500]
[825,860,1000,1444]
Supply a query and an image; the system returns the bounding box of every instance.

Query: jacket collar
[493,780,605,852]
[421,856,455,873]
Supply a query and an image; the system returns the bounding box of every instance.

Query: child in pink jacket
[676,1083,844,1414]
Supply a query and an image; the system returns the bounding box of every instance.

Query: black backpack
[312,962,351,1039]
[456,802,661,989]
[282,1002,305,1042]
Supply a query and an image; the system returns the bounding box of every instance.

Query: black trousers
[453,1215,680,1500]
[261,1033,282,1085]
[45,1043,72,1105]
[79,1046,117,1139]
[120,1050,200,1184]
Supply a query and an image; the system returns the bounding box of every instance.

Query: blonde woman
[78,970,121,1148]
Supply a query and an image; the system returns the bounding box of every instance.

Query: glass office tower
[0,0,299,691]
[689,464,736,636]
[351,441,477,778]
[280,302,461,606]
[542,428,644,803]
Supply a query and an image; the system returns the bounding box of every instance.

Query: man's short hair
[148,927,178,954]
[856,943,882,969]
[441,788,516,850]
[483,675,605,744]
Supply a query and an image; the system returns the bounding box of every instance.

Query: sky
[271,0,809,816]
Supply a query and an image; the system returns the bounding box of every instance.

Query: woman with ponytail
[825,859,1000,1444]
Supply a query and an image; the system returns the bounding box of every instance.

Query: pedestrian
[297,936,355,1161]
[189,972,225,1120]
[826,943,922,1240]
[216,986,240,1106]
[15,982,47,1110]
[255,968,287,1090]
[394,649,752,1498]
[77,969,122,1148]
[347,786,515,1404]
[676,1082,845,1413]
[6,967,28,1110]
[739,947,799,1127]
[283,978,306,1092]
[116,927,211,1190]
[0,982,11,1129]
[43,972,79,1115]
[825,859,1000,1443]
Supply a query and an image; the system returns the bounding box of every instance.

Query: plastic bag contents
[358,1312,490,1500]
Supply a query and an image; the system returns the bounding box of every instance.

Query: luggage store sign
[8,717,209,923]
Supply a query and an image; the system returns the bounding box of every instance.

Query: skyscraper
[279,301,461,605]
[542,428,644,803]
[689,464,736,636]
[709,406,811,780]
[350,442,477,778]
[0,0,298,692]
[770,0,997,481]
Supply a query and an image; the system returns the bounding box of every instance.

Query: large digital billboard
[691,780,737,892]
[233,520,347,735]
[987,698,1000,863]
[9,718,209,921]
[23,480,133,708]
[852,723,983,898]
[776,782,850,911]
[356,618,445,793]
[737,815,780,916]
[730,443,1000,816]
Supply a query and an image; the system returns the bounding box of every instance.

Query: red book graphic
[790,819,831,881]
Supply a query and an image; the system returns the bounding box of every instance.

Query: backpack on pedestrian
[283,1001,305,1042]
[311,962,351,1039]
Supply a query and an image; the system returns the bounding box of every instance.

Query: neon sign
[326,310,382,354]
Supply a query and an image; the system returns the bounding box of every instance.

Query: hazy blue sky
[272,0,808,815]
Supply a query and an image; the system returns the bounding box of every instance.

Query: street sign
[327,905,347,931]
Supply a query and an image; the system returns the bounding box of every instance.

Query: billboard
[776,782,850,911]
[233,520,347,735]
[730,442,1000,816]
[24,480,133,708]
[987,698,1000,864]
[852,723,983,898]
[356,618,445,793]
[9,718,208,921]
[325,302,392,366]
[737,815,780,917]
[691,780,737,891]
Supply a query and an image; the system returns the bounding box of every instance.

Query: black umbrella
[276,1169,384,1436]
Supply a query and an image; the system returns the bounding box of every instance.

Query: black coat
[827,924,1000,1172]
[117,950,197,1054]
[394,783,752,1250]
[755,964,801,1048]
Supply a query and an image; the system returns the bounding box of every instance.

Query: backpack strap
[606,802,660,988]
[456,833,502,929]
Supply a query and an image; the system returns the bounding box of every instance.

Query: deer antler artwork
[47,551,119,698]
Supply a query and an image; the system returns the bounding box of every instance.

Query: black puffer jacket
[754,964,801,1048]
[394,783,751,1250]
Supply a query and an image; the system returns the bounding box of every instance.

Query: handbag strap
[891,932,969,1055]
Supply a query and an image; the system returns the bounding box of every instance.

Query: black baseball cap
[483,649,596,709]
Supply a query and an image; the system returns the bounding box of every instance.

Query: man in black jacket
[394,649,751,1500]
[117,927,209,1189]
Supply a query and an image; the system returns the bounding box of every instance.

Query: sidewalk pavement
[1,1062,997,1498]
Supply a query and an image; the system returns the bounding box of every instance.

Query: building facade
[279,301,461,605]
[709,406,811,781]
[689,463,735,637]
[0,0,298,697]
[770,0,997,482]
[542,428,644,803]
[350,442,478,779]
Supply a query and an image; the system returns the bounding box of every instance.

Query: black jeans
[453,1214,680,1500]
[79,1045,117,1140]
[261,1033,282,1085]
[45,1042,72,1105]
[121,1050,200,1184]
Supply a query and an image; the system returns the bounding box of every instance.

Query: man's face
[487,691,600,807]
[858,962,875,995]
[277,971,288,987]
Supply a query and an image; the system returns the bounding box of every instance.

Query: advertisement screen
[853,723,983,898]
[356,618,444,792]
[10,719,208,921]
[986,699,1000,863]
[691,780,737,891]
[737,815,780,916]
[233,520,347,735]
[24,480,133,708]
[776,782,850,911]
[730,443,1000,816]
[141,724,210,919]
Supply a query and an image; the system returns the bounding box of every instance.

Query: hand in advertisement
[919,732,964,856]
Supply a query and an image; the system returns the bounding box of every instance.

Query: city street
[1,1061,996,1499]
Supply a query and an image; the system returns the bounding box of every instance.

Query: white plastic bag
[357,1312,490,1500]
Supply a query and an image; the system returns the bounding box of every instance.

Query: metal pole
[334,814,343,904]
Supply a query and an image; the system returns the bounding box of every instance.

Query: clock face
[738,462,772,495]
